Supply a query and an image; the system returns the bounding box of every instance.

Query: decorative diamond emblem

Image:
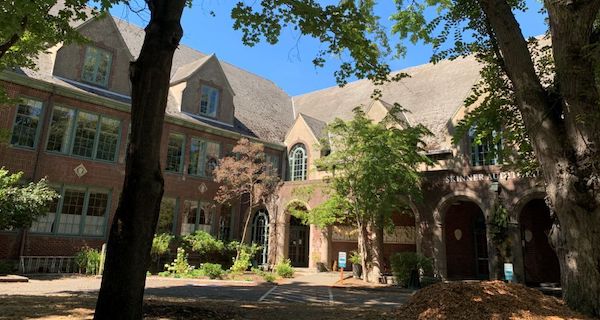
[74,164,88,178]
[198,183,207,194]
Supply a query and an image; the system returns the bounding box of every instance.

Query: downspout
[18,88,56,259]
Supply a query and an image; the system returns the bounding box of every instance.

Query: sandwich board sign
[338,252,347,269]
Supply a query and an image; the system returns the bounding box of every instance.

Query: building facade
[0,12,560,285]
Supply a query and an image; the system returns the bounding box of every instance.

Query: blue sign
[338,252,347,268]
[504,263,514,282]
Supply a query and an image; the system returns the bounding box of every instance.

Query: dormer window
[200,85,219,117]
[81,46,112,87]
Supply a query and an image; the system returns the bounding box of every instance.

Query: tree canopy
[0,168,59,230]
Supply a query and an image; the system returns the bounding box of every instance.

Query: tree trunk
[94,1,186,319]
[357,221,369,282]
[367,222,384,283]
[479,0,600,315]
[237,193,253,260]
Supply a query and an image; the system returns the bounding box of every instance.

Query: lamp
[490,177,500,193]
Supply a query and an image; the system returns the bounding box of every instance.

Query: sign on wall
[331,225,416,244]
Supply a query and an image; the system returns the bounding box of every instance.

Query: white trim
[54,76,131,100]
[183,112,235,128]
[291,96,296,119]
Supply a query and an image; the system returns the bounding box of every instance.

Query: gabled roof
[292,56,482,151]
[299,113,327,141]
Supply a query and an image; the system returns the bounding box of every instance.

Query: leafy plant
[201,263,225,279]
[151,233,173,256]
[349,251,362,265]
[230,243,261,274]
[164,247,195,277]
[390,252,433,287]
[274,259,295,278]
[252,267,276,283]
[74,247,102,275]
[183,230,225,255]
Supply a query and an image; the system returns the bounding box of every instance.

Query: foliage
[251,267,276,283]
[0,1,115,103]
[74,247,102,275]
[349,251,362,265]
[0,168,60,230]
[213,138,280,259]
[390,252,433,287]
[230,243,261,274]
[151,233,173,257]
[164,247,195,277]
[201,263,225,279]
[0,260,16,275]
[274,259,295,278]
[183,230,225,255]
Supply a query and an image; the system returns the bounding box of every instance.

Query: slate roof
[299,113,327,140]
[292,56,483,150]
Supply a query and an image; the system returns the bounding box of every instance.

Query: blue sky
[109,1,547,96]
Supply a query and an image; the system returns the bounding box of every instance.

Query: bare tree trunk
[478,0,600,315]
[365,222,383,283]
[237,193,253,260]
[357,221,369,282]
[94,1,186,319]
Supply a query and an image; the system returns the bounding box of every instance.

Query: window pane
[181,200,198,235]
[83,192,108,236]
[166,134,184,172]
[200,86,219,117]
[72,112,99,158]
[57,189,85,234]
[96,117,120,161]
[289,144,307,181]
[82,47,112,87]
[30,191,59,233]
[46,106,75,153]
[218,206,232,240]
[188,138,205,176]
[204,141,220,177]
[157,198,176,234]
[11,99,43,148]
[198,202,213,233]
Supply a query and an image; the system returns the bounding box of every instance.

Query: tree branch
[0,16,27,60]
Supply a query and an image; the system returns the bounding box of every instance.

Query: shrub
[183,230,225,255]
[275,259,295,278]
[252,267,276,283]
[0,260,16,275]
[201,263,225,279]
[390,252,433,287]
[230,243,261,274]
[164,247,195,276]
[151,233,173,256]
[74,247,102,275]
[349,251,362,265]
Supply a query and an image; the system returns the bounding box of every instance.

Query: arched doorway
[444,201,489,280]
[520,199,560,285]
[289,216,309,267]
[252,209,269,266]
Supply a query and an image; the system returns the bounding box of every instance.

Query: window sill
[44,150,120,166]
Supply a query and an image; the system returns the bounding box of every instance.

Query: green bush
[275,259,295,278]
[390,252,433,287]
[152,233,173,256]
[164,247,195,276]
[74,247,102,275]
[349,250,361,265]
[201,263,225,279]
[0,260,16,275]
[252,267,276,283]
[230,243,261,274]
[183,230,225,255]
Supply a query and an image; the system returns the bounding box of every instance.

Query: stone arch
[282,200,310,267]
[510,188,546,221]
[432,191,490,280]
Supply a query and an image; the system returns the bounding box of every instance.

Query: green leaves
[0,168,59,230]
[311,108,431,230]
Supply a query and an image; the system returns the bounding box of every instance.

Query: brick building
[0,11,560,285]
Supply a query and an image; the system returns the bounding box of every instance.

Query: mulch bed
[395,281,592,320]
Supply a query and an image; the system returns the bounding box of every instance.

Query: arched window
[289,144,307,181]
[469,127,501,166]
[252,209,269,266]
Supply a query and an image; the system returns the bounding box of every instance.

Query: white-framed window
[181,200,215,235]
[46,106,121,162]
[189,137,220,177]
[200,85,219,117]
[165,133,185,173]
[81,46,112,87]
[469,127,501,166]
[289,144,307,181]
[30,186,110,237]
[10,98,44,148]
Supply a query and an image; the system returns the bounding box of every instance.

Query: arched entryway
[289,216,309,267]
[252,209,269,266]
[520,199,560,285]
[444,201,489,280]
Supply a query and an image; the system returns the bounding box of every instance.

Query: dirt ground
[0,295,397,320]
